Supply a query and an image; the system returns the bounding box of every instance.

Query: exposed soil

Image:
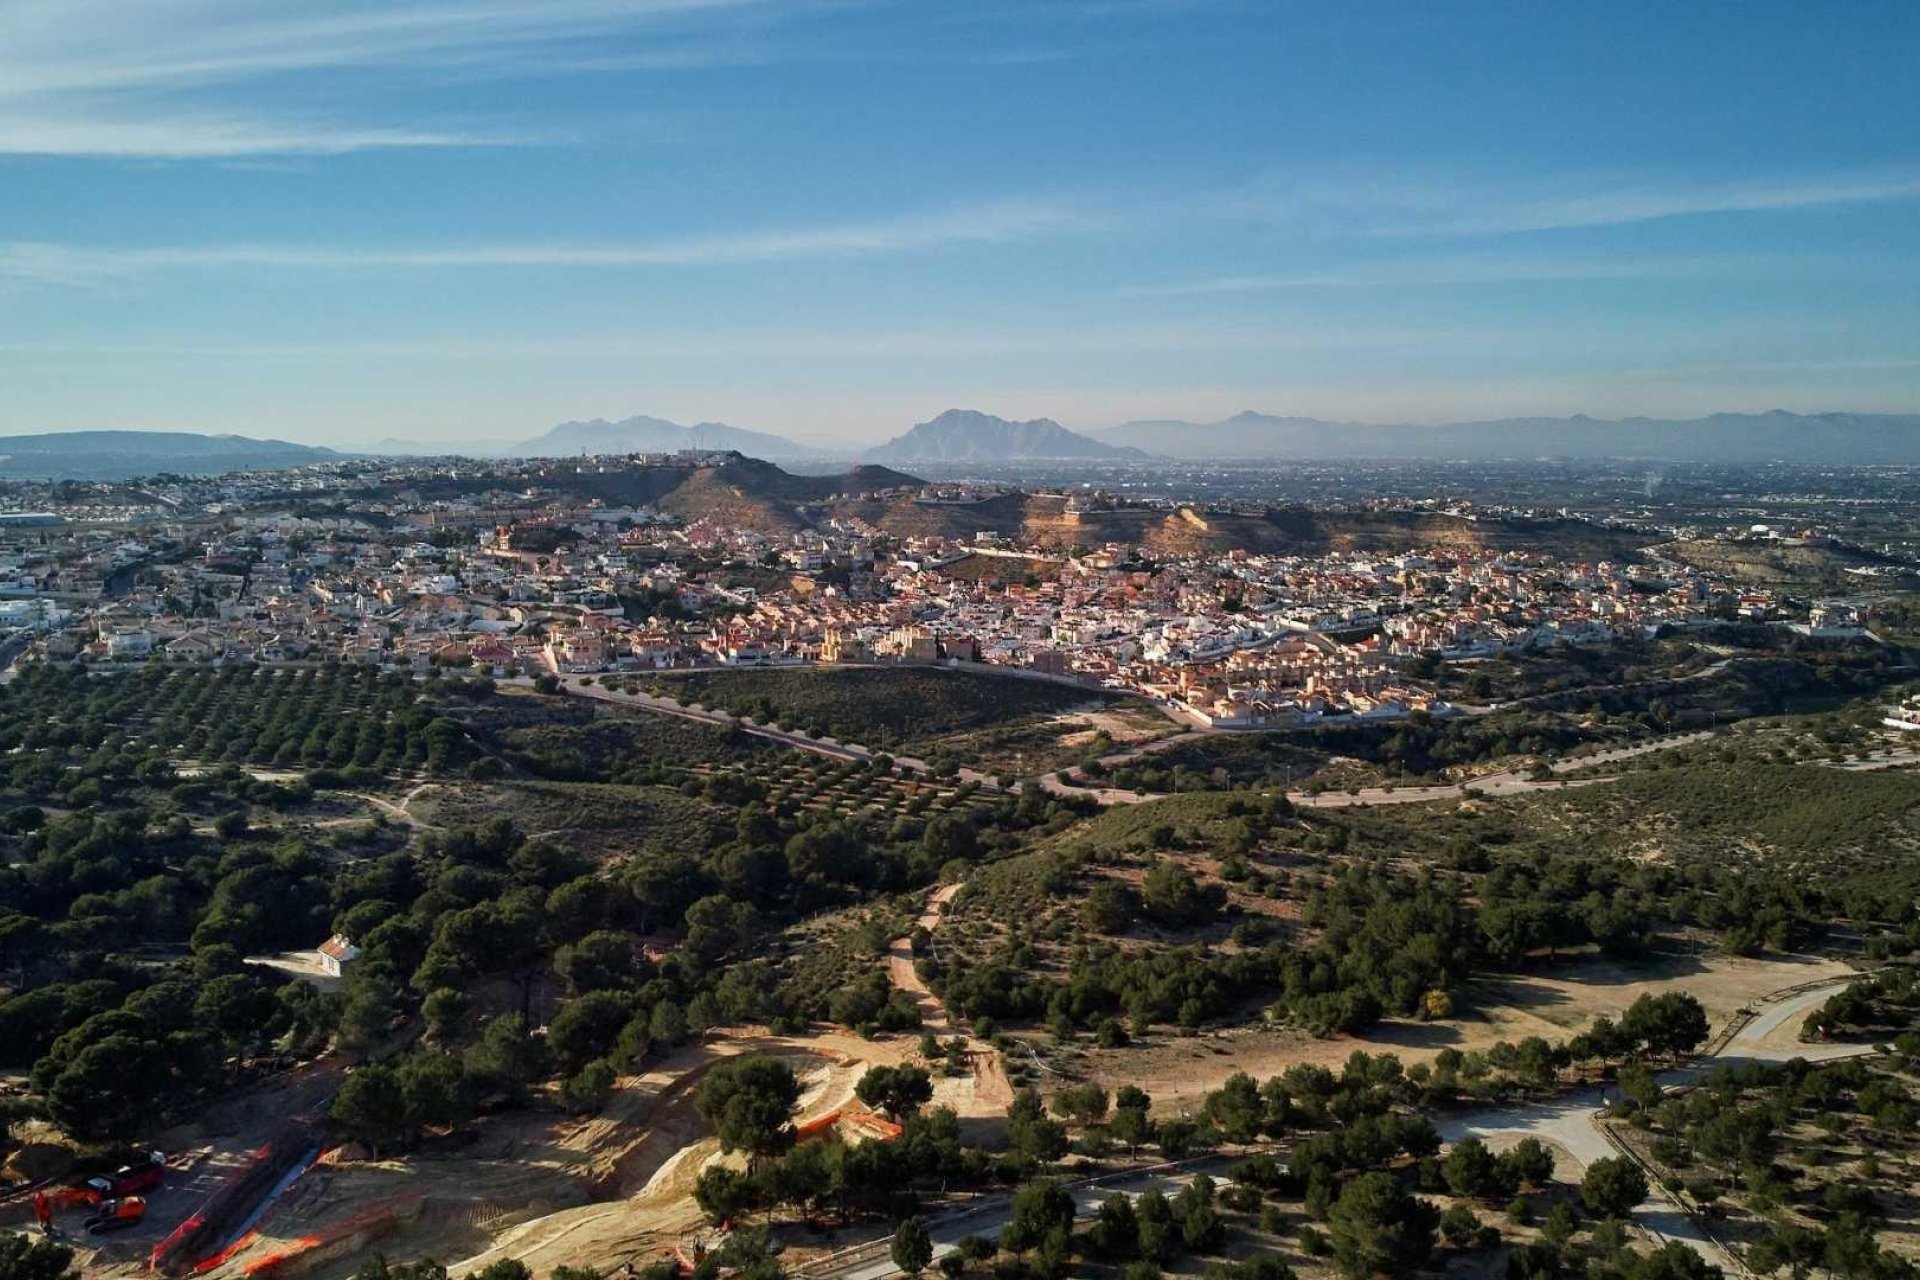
[1066,951,1852,1113]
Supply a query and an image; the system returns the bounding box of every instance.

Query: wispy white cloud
[1113,252,1827,297]
[1254,167,1920,237]
[0,199,1093,284]
[0,322,1470,363]
[0,0,779,157]
[0,112,500,160]
[0,0,773,95]
[1411,170,1920,236]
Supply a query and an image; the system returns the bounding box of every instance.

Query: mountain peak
[867,410,1148,463]
[514,414,819,459]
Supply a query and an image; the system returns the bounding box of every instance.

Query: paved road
[535,673,1750,814]
[1439,975,1871,1274]
[815,1163,1226,1280]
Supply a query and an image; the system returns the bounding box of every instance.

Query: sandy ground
[36,1056,350,1277]
[208,1022,1005,1280]
[886,884,1013,1117]
[887,886,961,1034]
[245,951,343,993]
[1052,707,1181,751]
[1067,950,1852,1113]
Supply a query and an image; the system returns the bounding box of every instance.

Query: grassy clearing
[654,666,1121,752]
[416,779,738,862]
[1519,762,1920,874]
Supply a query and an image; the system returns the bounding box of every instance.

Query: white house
[317,934,361,977]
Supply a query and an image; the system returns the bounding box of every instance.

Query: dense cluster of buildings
[0,458,1865,729]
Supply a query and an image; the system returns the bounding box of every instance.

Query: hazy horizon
[4,1,1918,447]
[7,403,1920,455]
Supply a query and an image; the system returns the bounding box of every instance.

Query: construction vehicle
[33,1185,99,1228]
[30,1154,163,1235]
[83,1196,148,1234]
[86,1151,166,1199]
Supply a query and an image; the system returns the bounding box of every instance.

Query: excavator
[31,1166,157,1236]
[82,1197,149,1234]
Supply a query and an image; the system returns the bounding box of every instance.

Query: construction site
[0,1019,1010,1280]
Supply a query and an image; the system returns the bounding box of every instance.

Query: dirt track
[210,1024,1002,1280]
[886,884,1012,1115]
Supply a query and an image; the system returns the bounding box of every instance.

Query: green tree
[472,1263,530,1280]
[1438,1204,1481,1248]
[558,1059,618,1114]
[1051,1081,1110,1127]
[1326,1172,1437,1280]
[891,1217,935,1278]
[1002,1180,1076,1254]
[0,1234,77,1280]
[421,988,470,1045]
[350,1259,450,1280]
[1502,1137,1557,1190]
[464,1013,548,1100]
[330,1064,409,1158]
[1580,1157,1649,1219]
[693,1166,755,1226]
[856,1064,934,1122]
[1621,993,1709,1061]
[397,1052,475,1133]
[695,1055,801,1171]
[1443,1138,1516,1201]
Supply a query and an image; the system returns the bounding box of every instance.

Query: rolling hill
[826,489,1656,560]
[0,431,342,479]
[514,414,821,460]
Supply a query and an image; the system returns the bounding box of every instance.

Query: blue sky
[2,0,1918,448]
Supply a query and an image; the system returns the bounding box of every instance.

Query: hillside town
[0,454,1870,731]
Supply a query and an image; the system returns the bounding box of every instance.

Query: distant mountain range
[513,414,821,460]
[1094,409,1920,463]
[8,407,1917,481]
[867,409,1147,463]
[0,431,341,480]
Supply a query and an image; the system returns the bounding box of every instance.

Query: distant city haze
[2,2,1917,444]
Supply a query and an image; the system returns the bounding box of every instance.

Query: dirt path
[1048,726,1722,809]
[345,781,438,828]
[885,884,1012,1114]
[888,885,961,1033]
[219,1025,1000,1280]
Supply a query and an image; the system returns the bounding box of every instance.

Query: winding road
[1046,727,1722,810]
[1439,974,1873,1274]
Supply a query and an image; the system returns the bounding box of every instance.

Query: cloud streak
[1362,169,1920,236]
[0,0,778,157]
[0,200,1091,284]
[1113,252,1829,297]
[0,112,500,160]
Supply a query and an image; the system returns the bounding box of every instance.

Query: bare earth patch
[1070,951,1852,1113]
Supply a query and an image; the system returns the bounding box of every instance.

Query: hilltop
[514,413,821,460]
[0,430,341,479]
[353,453,922,534]
[828,490,1656,559]
[867,409,1147,463]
